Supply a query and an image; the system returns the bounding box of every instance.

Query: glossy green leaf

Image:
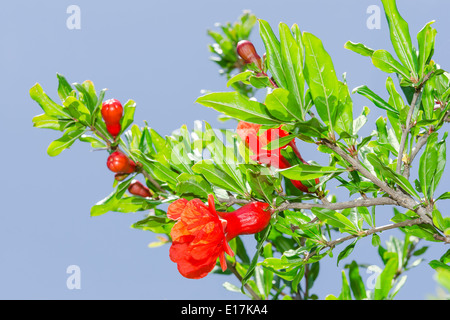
[56,73,74,101]
[337,240,357,266]
[303,32,339,132]
[344,41,375,57]
[32,113,72,131]
[259,19,287,89]
[419,132,438,200]
[348,261,367,300]
[338,271,352,300]
[30,83,71,119]
[352,85,398,114]
[195,92,283,125]
[381,0,418,78]
[47,128,86,157]
[334,81,354,136]
[371,49,410,79]
[311,207,357,232]
[120,100,136,134]
[176,173,213,199]
[279,163,345,180]
[279,22,305,120]
[265,88,301,122]
[192,159,246,195]
[226,71,253,87]
[417,21,437,78]
[366,153,420,199]
[63,96,91,125]
[374,254,398,300]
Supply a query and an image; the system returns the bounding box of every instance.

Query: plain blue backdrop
[0,0,449,299]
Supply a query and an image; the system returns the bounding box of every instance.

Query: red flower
[167,195,271,279]
[237,121,315,192]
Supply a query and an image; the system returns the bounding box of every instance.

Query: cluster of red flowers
[101,41,317,280]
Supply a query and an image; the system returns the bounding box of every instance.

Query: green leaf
[348,261,367,300]
[131,213,173,235]
[417,21,437,78]
[284,117,328,139]
[432,208,446,231]
[32,113,72,131]
[56,73,74,101]
[334,81,354,136]
[366,153,420,199]
[195,92,283,125]
[244,165,275,203]
[73,81,97,113]
[338,271,352,300]
[279,163,345,180]
[419,132,438,201]
[380,0,418,78]
[344,41,375,57]
[385,77,406,112]
[435,268,450,292]
[374,254,398,300]
[226,71,253,87]
[429,260,450,272]
[258,19,287,89]
[311,207,357,232]
[192,160,246,195]
[435,192,450,201]
[176,173,213,199]
[303,32,339,132]
[337,240,357,266]
[265,88,301,122]
[279,22,306,120]
[47,128,86,157]
[120,100,136,134]
[242,225,272,294]
[352,85,398,114]
[203,122,247,192]
[63,96,91,125]
[30,83,71,119]
[371,49,410,79]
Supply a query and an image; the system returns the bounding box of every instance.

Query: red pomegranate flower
[237,121,314,192]
[167,195,271,279]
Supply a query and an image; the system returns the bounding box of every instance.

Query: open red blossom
[237,121,314,192]
[167,195,271,279]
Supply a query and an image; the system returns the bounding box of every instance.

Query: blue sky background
[0,0,449,299]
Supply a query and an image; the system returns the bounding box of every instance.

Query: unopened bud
[236,40,262,69]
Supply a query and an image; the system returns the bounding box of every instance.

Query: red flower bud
[107,151,136,174]
[101,99,123,137]
[106,123,121,138]
[128,180,152,198]
[236,40,262,70]
[218,202,271,241]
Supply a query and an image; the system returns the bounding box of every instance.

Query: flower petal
[167,198,189,220]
